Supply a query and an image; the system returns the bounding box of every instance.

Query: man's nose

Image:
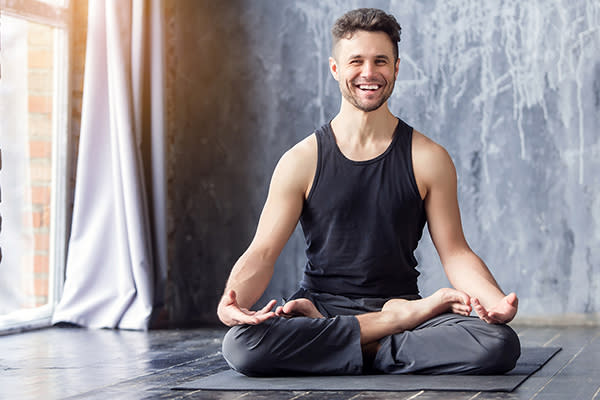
[360,61,376,78]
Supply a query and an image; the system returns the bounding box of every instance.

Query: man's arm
[413,132,518,324]
[217,136,316,327]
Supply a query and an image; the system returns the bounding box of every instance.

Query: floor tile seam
[540,331,598,353]
[508,347,582,398]
[592,385,600,400]
[528,342,589,400]
[288,392,314,400]
[542,333,562,347]
[516,327,560,344]
[547,332,600,368]
[183,389,248,399]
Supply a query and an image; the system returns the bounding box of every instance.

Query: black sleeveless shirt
[299,118,426,298]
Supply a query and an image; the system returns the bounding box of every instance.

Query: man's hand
[471,292,518,324]
[275,298,325,319]
[217,289,277,327]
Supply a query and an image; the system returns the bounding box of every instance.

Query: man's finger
[471,298,485,313]
[505,292,518,307]
[259,299,277,314]
[471,298,490,321]
[451,303,471,315]
[221,289,236,307]
[477,311,495,324]
[249,311,276,324]
[459,292,471,306]
[234,309,276,325]
[228,289,237,302]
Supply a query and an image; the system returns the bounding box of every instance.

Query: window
[0,0,71,334]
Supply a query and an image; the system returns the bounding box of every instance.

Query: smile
[357,84,381,91]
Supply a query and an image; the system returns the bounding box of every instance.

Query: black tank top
[299,118,426,298]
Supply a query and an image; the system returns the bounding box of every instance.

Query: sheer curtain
[52,0,166,330]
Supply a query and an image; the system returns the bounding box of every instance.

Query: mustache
[352,78,386,86]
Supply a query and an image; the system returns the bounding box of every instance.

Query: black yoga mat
[174,346,560,392]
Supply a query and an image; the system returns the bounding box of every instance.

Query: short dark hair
[331,8,402,60]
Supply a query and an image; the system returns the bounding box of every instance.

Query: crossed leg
[222,288,519,376]
[277,288,470,343]
[274,288,472,363]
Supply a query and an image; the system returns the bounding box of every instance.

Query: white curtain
[52,0,167,330]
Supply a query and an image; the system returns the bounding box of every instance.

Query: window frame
[0,0,72,335]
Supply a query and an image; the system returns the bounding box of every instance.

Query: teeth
[359,84,379,90]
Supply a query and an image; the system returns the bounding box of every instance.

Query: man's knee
[473,323,521,374]
[222,323,273,377]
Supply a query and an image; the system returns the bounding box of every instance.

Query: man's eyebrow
[347,54,391,60]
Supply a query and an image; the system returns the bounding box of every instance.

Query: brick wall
[69,0,88,191]
[23,0,87,307]
[27,21,53,307]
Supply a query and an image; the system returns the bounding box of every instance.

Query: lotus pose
[217,8,520,376]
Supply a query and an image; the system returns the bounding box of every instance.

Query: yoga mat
[174,347,560,392]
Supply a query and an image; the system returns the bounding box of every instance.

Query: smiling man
[217,8,521,376]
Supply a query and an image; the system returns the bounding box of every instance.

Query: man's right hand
[217,289,277,327]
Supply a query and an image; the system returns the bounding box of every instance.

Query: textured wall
[169,0,600,325]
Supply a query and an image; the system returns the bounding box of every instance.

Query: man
[217,8,520,376]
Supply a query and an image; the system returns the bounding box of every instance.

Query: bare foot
[431,288,472,316]
[275,298,324,319]
[380,288,471,333]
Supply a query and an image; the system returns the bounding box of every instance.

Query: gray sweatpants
[222,288,521,376]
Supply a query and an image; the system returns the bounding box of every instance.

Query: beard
[340,77,395,112]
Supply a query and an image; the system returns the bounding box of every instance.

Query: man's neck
[328,102,398,161]
[331,101,397,145]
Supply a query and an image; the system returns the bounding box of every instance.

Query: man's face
[330,30,399,113]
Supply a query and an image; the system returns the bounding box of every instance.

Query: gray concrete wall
[168,0,600,325]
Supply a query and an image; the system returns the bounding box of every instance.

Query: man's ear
[394,57,400,80]
[329,57,340,81]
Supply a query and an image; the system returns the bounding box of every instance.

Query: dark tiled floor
[1,324,599,399]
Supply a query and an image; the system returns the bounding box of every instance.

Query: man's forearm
[443,252,505,309]
[221,249,275,310]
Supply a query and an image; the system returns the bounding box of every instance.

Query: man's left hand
[471,293,518,324]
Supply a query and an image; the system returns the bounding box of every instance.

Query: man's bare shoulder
[272,133,318,197]
[412,130,454,168]
[412,129,448,157]
[276,133,317,174]
[284,133,318,162]
[412,130,456,195]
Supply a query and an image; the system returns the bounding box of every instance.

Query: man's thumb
[506,292,518,306]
